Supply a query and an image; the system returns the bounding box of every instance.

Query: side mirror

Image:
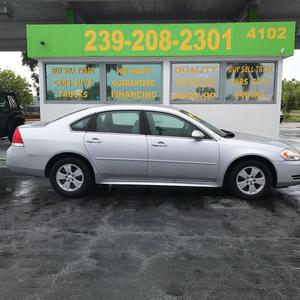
[191,130,205,140]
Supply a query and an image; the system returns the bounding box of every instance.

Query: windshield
[180,110,227,138]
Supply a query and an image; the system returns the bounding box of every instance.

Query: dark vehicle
[0,93,25,142]
[280,111,284,123]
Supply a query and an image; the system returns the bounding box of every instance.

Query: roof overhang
[0,0,299,51]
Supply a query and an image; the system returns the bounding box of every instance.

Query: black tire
[49,157,93,197]
[228,160,272,200]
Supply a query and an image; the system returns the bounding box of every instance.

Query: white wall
[39,57,283,139]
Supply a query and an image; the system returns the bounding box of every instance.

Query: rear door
[84,110,148,181]
[144,110,219,183]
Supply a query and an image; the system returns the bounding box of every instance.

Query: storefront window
[45,63,100,101]
[171,63,220,102]
[106,63,162,102]
[225,62,275,101]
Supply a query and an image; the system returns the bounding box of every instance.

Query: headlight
[280,149,300,161]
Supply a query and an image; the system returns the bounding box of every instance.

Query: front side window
[106,63,162,102]
[145,111,199,138]
[45,63,100,101]
[95,111,140,134]
[225,62,275,101]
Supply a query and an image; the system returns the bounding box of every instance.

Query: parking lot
[0,126,300,300]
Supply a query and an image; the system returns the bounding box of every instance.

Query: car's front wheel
[49,157,93,197]
[228,160,272,200]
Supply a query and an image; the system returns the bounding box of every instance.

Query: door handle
[86,138,102,143]
[151,141,167,147]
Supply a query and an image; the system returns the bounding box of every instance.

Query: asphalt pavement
[0,125,299,299]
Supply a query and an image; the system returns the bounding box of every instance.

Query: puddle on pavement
[208,198,249,210]
[0,178,37,206]
[11,179,38,205]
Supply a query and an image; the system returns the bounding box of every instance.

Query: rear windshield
[45,108,90,125]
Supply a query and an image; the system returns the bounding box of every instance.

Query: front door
[145,111,219,183]
[84,110,148,181]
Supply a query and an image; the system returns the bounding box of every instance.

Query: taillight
[12,128,24,146]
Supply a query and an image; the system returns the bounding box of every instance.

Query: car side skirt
[98,180,220,188]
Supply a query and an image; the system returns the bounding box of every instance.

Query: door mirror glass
[191,130,205,140]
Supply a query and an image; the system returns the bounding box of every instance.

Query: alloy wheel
[236,166,266,195]
[56,163,84,192]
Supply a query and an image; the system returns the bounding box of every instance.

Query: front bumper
[275,160,300,187]
[6,145,46,177]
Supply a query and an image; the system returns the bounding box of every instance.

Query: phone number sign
[27,22,295,58]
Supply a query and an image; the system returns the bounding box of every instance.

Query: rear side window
[95,110,140,134]
[0,95,7,108]
[70,115,94,131]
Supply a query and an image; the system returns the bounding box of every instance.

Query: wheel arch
[45,152,95,183]
[223,155,278,188]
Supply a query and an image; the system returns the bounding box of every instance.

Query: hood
[231,132,296,149]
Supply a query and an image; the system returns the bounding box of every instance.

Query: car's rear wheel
[228,160,272,200]
[49,157,93,197]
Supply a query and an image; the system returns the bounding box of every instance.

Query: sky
[0,50,300,96]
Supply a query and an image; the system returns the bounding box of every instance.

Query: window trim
[143,110,212,140]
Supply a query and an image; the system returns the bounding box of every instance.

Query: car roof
[98,104,178,110]
[48,104,182,126]
[85,104,181,114]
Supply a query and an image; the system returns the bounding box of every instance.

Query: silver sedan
[6,105,300,199]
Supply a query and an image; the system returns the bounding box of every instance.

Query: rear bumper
[6,146,46,177]
[275,160,300,187]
